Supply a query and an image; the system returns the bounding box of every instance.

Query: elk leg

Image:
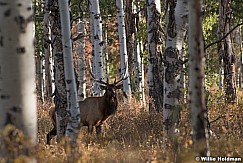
[46,128,57,145]
[88,125,93,134]
[96,125,102,135]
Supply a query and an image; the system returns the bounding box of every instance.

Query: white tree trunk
[134,3,145,107]
[50,0,68,142]
[217,1,224,89]
[147,0,163,112]
[116,0,131,101]
[180,45,187,103]
[163,0,188,134]
[218,0,236,103]
[58,0,80,142]
[90,0,104,96]
[238,26,243,88]
[36,53,44,102]
[125,0,134,84]
[188,0,210,156]
[104,24,109,83]
[235,27,241,88]
[140,53,146,107]
[77,19,86,101]
[241,49,243,88]
[88,0,95,96]
[43,1,53,100]
[0,0,37,153]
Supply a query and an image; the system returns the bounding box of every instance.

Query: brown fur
[46,85,120,144]
[79,91,117,133]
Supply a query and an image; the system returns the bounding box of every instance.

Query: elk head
[88,61,128,113]
[88,61,127,98]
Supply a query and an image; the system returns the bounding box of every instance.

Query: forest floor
[1,87,243,162]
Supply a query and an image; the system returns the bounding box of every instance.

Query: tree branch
[204,22,243,51]
[72,33,85,42]
[209,114,234,124]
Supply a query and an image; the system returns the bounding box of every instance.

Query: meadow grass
[1,90,243,162]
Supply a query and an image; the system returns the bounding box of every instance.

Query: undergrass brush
[1,89,243,162]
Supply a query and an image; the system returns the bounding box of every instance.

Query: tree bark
[116,0,132,100]
[125,0,134,89]
[218,0,236,103]
[134,3,146,107]
[90,0,105,96]
[49,0,68,142]
[36,53,44,102]
[44,0,53,101]
[0,0,37,159]
[104,23,110,83]
[188,0,210,156]
[163,0,188,134]
[147,0,163,112]
[58,0,81,142]
[88,1,95,96]
[238,26,243,88]
[77,19,86,101]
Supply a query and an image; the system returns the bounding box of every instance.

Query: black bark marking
[16,47,25,54]
[164,104,174,110]
[4,8,11,17]
[5,112,14,126]
[0,36,3,46]
[167,88,180,99]
[94,34,99,40]
[11,106,22,113]
[4,107,22,126]
[164,48,182,85]
[188,91,192,95]
[188,99,191,104]
[1,94,10,99]
[15,15,26,32]
[165,47,178,59]
[167,1,177,38]
[94,14,100,19]
[0,2,8,5]
[66,80,72,84]
[196,76,200,80]
[194,111,207,141]
[163,118,172,131]
[99,41,104,46]
[14,14,33,33]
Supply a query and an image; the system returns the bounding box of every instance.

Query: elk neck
[103,91,118,115]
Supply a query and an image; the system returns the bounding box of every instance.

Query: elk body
[79,84,121,134]
[46,78,124,144]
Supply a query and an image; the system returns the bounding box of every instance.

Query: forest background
[0,0,243,162]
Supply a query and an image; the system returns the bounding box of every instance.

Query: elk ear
[115,84,123,90]
[100,85,106,90]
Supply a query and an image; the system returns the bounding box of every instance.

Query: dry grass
[1,89,243,162]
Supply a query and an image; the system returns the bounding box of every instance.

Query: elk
[46,70,127,144]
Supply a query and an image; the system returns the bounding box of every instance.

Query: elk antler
[88,60,109,86]
[114,63,128,85]
[88,60,128,86]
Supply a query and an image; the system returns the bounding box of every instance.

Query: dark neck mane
[104,93,117,115]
